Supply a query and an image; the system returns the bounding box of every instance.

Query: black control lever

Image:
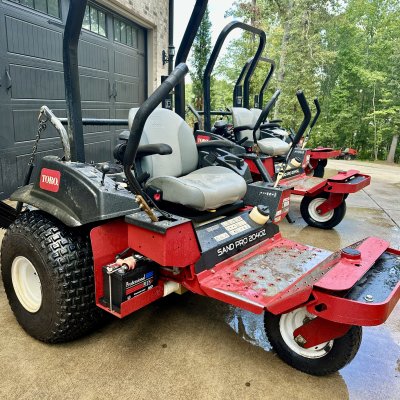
[101,164,110,186]
[252,89,281,144]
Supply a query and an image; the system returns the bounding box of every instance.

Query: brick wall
[104,0,169,92]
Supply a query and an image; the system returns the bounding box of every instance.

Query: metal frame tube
[174,0,208,119]
[63,0,87,162]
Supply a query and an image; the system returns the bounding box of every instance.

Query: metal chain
[28,111,48,167]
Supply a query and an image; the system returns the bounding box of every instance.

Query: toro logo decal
[196,135,211,143]
[40,168,61,193]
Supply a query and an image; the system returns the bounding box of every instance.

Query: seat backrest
[231,107,254,141]
[128,108,198,178]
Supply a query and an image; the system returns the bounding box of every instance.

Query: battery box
[102,260,159,310]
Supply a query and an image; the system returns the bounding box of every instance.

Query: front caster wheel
[1,211,107,343]
[264,308,362,376]
[300,192,346,229]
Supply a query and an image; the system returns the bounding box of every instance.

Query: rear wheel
[312,159,327,178]
[300,193,346,229]
[1,211,106,343]
[264,307,362,376]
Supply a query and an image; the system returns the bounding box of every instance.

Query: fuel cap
[341,248,361,260]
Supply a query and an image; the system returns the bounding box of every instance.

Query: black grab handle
[123,63,189,167]
[291,91,312,148]
[252,89,281,142]
[310,98,321,129]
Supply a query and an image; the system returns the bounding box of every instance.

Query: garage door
[0,0,147,199]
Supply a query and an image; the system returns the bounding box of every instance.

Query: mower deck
[281,169,371,196]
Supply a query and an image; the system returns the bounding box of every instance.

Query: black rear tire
[1,211,106,343]
[264,311,362,376]
[300,192,346,229]
[313,163,325,178]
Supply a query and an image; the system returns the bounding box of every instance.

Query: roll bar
[203,21,266,131]
[123,63,189,169]
[257,58,276,109]
[233,58,252,107]
[235,57,276,109]
[252,89,281,143]
[174,0,209,119]
[63,0,87,162]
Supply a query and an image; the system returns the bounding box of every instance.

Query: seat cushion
[257,137,291,156]
[147,166,247,211]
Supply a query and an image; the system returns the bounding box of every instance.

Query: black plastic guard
[10,156,140,227]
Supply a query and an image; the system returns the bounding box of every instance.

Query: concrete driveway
[0,159,399,400]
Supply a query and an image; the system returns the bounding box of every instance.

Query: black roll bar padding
[291,91,312,149]
[252,89,281,143]
[123,63,189,168]
[258,57,276,108]
[233,57,253,107]
[174,0,208,119]
[63,0,88,162]
[310,98,321,129]
[203,21,266,131]
[188,104,203,130]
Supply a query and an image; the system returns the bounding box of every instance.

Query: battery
[102,260,158,309]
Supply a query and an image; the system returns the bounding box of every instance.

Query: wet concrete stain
[225,305,400,400]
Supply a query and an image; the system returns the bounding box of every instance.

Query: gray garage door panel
[10,64,65,99]
[0,0,147,199]
[6,15,63,61]
[13,108,66,142]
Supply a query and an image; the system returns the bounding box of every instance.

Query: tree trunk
[372,83,378,161]
[387,133,398,163]
[274,0,293,119]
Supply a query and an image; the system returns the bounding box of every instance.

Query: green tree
[189,6,212,110]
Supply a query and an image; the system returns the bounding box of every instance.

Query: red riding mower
[232,56,342,178]
[0,0,398,379]
[190,21,371,230]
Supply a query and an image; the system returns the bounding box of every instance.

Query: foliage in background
[188,6,212,110]
[204,0,400,162]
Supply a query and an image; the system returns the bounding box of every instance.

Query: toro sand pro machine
[0,0,399,377]
[233,56,342,178]
[190,21,371,229]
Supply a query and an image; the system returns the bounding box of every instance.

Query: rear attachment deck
[198,236,400,326]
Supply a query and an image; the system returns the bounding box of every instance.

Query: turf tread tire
[300,192,346,229]
[1,211,105,343]
[264,312,362,376]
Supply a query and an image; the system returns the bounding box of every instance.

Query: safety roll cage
[62,0,209,162]
[203,21,267,131]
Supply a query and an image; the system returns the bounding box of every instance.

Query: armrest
[260,123,281,129]
[137,143,172,158]
[196,140,233,149]
[233,125,253,133]
[269,119,283,124]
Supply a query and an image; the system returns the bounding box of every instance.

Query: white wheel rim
[279,307,333,359]
[308,198,334,222]
[11,256,42,313]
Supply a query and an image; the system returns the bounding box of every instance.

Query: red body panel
[293,318,351,348]
[90,220,398,333]
[315,237,389,291]
[127,222,200,267]
[308,282,400,326]
[309,149,341,160]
